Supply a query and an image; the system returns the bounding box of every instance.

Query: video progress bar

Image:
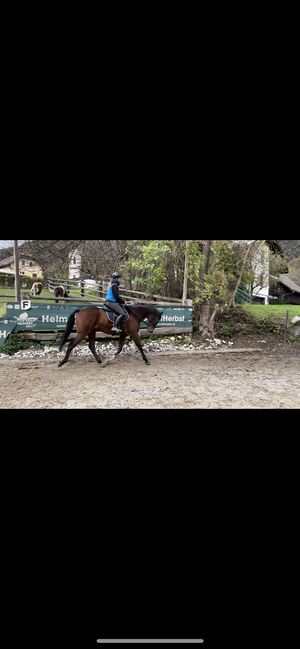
[97,641,204,644]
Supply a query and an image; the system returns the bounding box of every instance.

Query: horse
[58,304,163,368]
[54,285,69,303]
[31,282,43,297]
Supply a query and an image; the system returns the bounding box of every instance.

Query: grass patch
[0,287,55,303]
[242,304,300,320]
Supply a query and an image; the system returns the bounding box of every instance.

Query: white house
[68,249,82,279]
[248,240,270,305]
[234,240,270,304]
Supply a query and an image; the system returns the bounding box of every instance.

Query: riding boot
[111,315,124,333]
[111,322,120,333]
[115,315,125,331]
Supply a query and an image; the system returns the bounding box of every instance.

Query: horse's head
[147,308,163,334]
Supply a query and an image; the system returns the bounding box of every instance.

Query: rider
[104,272,127,333]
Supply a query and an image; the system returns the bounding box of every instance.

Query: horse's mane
[126,304,160,322]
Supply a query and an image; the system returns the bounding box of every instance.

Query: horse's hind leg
[58,333,85,367]
[88,333,102,364]
[114,331,126,358]
[101,331,127,368]
[132,332,150,365]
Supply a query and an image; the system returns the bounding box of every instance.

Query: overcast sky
[0,240,25,250]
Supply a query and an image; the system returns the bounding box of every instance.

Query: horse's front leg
[132,333,150,365]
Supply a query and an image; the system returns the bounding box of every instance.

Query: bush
[288,335,300,343]
[217,323,237,338]
[254,319,281,334]
[2,333,33,355]
[218,307,283,335]
[220,306,256,326]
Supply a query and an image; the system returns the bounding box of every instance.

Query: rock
[291,316,300,324]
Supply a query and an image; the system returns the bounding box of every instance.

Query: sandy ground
[0,348,299,408]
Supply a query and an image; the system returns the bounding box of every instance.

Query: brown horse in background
[58,304,163,368]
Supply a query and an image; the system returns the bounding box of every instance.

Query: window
[32,273,37,278]
[29,261,33,267]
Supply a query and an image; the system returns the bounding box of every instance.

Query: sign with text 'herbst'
[0,303,193,346]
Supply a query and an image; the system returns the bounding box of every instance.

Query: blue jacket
[105,280,124,304]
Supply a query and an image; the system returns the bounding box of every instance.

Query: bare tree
[22,240,130,280]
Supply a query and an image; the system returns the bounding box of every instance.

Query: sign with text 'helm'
[0,303,193,346]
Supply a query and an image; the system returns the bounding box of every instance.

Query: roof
[0,255,14,268]
[278,240,300,262]
[279,274,300,294]
[0,254,41,269]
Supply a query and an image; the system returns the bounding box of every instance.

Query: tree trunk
[182,239,189,305]
[200,240,212,287]
[13,240,21,304]
[197,240,213,334]
[199,304,220,338]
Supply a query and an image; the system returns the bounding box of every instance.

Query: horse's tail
[59,309,80,351]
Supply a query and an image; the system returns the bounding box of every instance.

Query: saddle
[101,305,130,326]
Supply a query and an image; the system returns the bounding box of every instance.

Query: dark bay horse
[58,304,163,368]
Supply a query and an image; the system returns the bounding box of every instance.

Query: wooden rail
[19,326,193,341]
[46,278,183,303]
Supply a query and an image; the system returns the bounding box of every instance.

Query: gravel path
[0,343,299,408]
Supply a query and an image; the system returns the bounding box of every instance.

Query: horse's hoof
[145,361,151,366]
[100,360,109,368]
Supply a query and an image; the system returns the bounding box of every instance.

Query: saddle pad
[106,310,118,324]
